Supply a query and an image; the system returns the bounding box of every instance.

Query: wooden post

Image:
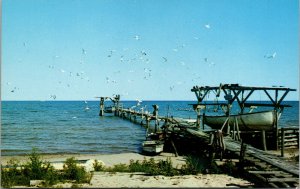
[232,121,236,140]
[261,130,267,151]
[281,127,285,157]
[152,105,159,132]
[145,114,149,128]
[170,138,179,157]
[99,97,104,116]
[275,111,279,150]
[133,114,137,124]
[239,140,247,172]
[114,94,120,116]
[196,107,201,129]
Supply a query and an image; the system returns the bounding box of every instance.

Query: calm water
[1,101,299,156]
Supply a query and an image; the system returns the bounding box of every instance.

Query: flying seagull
[134,35,140,40]
[204,24,210,29]
[264,52,276,59]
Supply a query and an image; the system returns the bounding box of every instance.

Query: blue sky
[2,0,299,101]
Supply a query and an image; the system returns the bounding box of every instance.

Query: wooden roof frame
[191,83,296,113]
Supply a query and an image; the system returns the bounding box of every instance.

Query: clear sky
[2,0,299,101]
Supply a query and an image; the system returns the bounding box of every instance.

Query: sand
[2,152,254,188]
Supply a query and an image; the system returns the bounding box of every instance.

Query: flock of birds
[8,23,277,103]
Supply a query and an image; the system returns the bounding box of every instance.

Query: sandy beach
[2,152,254,188]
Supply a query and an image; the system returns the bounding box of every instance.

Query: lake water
[1,100,298,156]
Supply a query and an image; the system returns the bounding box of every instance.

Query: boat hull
[142,141,164,154]
[203,110,276,131]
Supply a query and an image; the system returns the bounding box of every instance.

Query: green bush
[23,148,44,180]
[154,158,178,176]
[62,157,91,183]
[220,159,237,176]
[1,159,30,188]
[128,157,179,176]
[42,162,60,187]
[93,160,104,171]
[180,155,218,175]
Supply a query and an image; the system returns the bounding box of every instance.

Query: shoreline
[1,152,255,188]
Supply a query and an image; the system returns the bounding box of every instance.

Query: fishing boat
[142,132,164,154]
[203,110,277,131]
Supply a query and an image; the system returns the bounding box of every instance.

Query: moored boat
[203,110,277,131]
[142,132,164,154]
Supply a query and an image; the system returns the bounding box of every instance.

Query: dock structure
[96,95,120,116]
[97,84,298,187]
[190,83,297,152]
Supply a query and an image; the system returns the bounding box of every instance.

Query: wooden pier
[97,83,298,187]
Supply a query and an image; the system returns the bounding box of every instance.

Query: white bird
[144,68,151,73]
[264,52,277,59]
[162,57,168,62]
[134,35,140,40]
[136,99,142,106]
[204,24,210,29]
[82,48,86,55]
[50,95,56,100]
[209,62,215,66]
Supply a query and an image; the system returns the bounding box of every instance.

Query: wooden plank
[281,127,284,157]
[268,182,280,188]
[223,137,299,176]
[243,103,291,108]
[267,177,299,183]
[248,171,285,174]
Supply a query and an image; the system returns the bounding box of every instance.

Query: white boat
[142,140,164,154]
[142,133,164,154]
[203,110,277,131]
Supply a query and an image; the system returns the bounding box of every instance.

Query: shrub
[93,160,104,171]
[42,162,60,187]
[129,157,178,176]
[1,159,30,188]
[220,159,237,176]
[62,157,91,183]
[23,148,45,180]
[155,158,178,176]
[180,155,216,175]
